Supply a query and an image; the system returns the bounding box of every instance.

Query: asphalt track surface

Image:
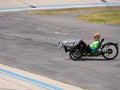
[0,10,120,90]
[0,4,120,90]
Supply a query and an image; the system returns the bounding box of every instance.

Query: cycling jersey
[90,40,100,51]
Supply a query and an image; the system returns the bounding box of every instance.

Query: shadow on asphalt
[67,58,119,61]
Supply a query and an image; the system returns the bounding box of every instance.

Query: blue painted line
[0,6,31,10]
[0,68,64,90]
[0,2,120,11]
[36,2,120,8]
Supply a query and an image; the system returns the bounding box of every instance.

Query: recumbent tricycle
[58,38,119,60]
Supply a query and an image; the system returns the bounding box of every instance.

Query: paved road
[0,0,120,12]
[0,9,120,90]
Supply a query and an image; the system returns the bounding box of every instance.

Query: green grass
[28,6,120,24]
[28,7,109,15]
[76,9,120,24]
[28,8,89,15]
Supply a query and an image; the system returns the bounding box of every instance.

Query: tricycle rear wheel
[102,43,119,60]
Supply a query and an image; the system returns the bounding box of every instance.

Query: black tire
[69,45,83,61]
[102,43,119,60]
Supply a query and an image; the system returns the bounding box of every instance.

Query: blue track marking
[36,2,120,8]
[0,68,64,90]
[0,6,31,10]
[0,2,120,11]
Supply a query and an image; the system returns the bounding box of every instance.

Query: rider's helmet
[93,32,100,39]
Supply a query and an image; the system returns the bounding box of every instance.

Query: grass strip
[76,8,120,24]
[28,6,120,24]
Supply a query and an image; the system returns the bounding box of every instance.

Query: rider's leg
[79,40,92,52]
[79,40,88,50]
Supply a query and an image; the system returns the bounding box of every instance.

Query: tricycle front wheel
[69,45,83,61]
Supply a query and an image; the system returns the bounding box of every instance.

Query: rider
[79,32,100,52]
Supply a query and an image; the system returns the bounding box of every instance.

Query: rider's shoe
[64,46,68,52]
